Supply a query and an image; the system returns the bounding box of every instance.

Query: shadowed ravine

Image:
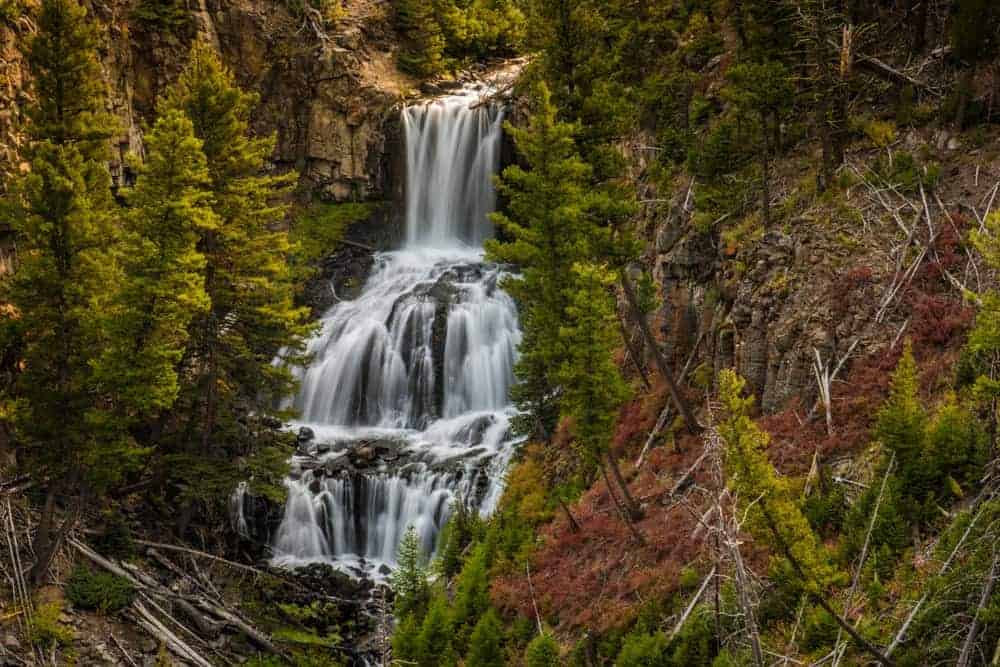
[267,87,522,580]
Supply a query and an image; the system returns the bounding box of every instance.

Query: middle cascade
[271,88,521,577]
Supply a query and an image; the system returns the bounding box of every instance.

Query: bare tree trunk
[760,111,772,227]
[619,270,699,435]
[618,314,652,391]
[601,463,645,544]
[607,453,642,520]
[957,550,1000,667]
[911,0,928,54]
[559,497,581,533]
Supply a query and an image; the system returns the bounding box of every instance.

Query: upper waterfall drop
[269,86,522,577]
[401,93,505,248]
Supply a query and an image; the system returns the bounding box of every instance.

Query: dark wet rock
[378,563,392,576]
[297,426,315,444]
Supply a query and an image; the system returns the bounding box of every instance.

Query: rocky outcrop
[1,0,412,204]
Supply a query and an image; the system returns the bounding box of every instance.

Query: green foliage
[525,633,560,667]
[557,263,630,465]
[290,201,377,266]
[392,526,430,618]
[451,542,491,641]
[395,0,446,76]
[3,0,133,495]
[397,0,526,77]
[718,370,838,596]
[272,627,341,649]
[466,609,505,667]
[131,0,192,37]
[616,631,669,666]
[416,595,454,666]
[28,602,75,648]
[92,512,136,560]
[435,501,485,579]
[0,0,21,22]
[486,82,634,439]
[156,42,312,511]
[91,109,212,428]
[65,567,136,613]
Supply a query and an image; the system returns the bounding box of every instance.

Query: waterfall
[271,88,521,578]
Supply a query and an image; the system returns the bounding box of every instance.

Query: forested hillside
[2,0,1000,666]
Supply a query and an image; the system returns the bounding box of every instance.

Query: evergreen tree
[874,343,927,512]
[416,595,454,667]
[718,370,894,665]
[2,0,122,583]
[392,612,422,664]
[466,608,504,667]
[451,542,491,645]
[557,263,630,468]
[724,61,794,226]
[718,369,837,598]
[157,43,311,521]
[91,110,213,428]
[525,632,560,667]
[396,0,446,76]
[486,82,618,439]
[392,526,430,619]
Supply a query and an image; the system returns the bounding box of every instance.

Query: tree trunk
[601,463,645,544]
[607,452,642,521]
[619,271,699,435]
[760,112,772,227]
[911,0,928,54]
[956,67,976,130]
[29,488,58,585]
[619,314,651,391]
[558,497,581,533]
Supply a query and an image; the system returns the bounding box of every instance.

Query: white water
[270,88,521,578]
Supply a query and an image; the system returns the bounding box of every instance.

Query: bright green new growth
[92,110,213,423]
[717,369,837,596]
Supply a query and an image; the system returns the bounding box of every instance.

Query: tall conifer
[2,0,120,583]
[157,44,311,506]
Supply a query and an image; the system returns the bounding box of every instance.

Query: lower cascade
[269,87,521,578]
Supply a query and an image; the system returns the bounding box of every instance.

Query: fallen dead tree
[69,537,288,666]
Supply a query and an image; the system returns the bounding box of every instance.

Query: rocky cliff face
[0,0,410,202]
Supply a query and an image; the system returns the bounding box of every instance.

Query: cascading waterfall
[270,87,521,578]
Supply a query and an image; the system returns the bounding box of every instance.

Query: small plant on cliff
[132,0,192,37]
[65,567,136,613]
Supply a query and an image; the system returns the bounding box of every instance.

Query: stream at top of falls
[266,85,523,581]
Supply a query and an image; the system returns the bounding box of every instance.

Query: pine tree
[466,609,504,667]
[557,263,630,467]
[724,61,794,226]
[416,594,454,667]
[91,109,213,428]
[156,43,311,521]
[392,612,422,664]
[396,0,446,76]
[718,370,894,666]
[875,344,926,490]
[392,526,430,618]
[951,0,999,127]
[2,0,122,584]
[451,542,491,644]
[525,632,560,667]
[485,82,618,439]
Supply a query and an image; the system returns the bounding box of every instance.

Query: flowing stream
[269,87,521,578]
